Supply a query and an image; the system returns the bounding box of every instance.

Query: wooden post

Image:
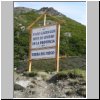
[28,29,32,72]
[56,24,60,72]
[44,14,46,26]
[29,60,32,72]
[27,13,45,30]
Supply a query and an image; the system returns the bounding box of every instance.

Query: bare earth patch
[14,71,86,98]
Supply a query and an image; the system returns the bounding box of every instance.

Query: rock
[27,82,35,88]
[65,89,75,96]
[14,71,86,98]
[15,80,30,88]
[35,76,42,81]
[77,86,86,97]
[14,91,24,98]
[14,83,25,90]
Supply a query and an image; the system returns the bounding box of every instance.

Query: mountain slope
[14,7,86,67]
[37,7,65,16]
[14,7,36,15]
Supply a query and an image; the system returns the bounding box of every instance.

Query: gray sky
[14,2,86,25]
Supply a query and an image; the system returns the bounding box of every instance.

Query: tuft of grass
[57,68,86,79]
[47,68,85,84]
[23,71,37,77]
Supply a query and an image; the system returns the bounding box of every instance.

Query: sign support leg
[28,60,32,72]
[56,55,59,73]
[56,24,60,73]
[44,14,46,26]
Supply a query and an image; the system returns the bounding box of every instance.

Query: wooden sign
[30,24,57,60]
[28,13,60,72]
[31,25,57,49]
[31,48,56,60]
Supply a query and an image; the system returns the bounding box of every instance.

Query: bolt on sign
[29,24,58,60]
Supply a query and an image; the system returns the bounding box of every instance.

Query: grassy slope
[14,9,86,73]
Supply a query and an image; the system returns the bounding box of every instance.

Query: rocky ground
[14,71,86,98]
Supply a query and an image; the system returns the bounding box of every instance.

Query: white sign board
[31,25,57,49]
[31,48,56,59]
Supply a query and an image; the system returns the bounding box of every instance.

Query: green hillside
[14,7,86,69]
